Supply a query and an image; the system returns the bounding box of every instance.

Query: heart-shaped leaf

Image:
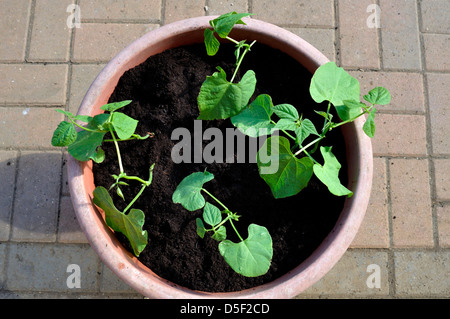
[111,112,138,140]
[212,12,252,38]
[68,130,106,162]
[364,87,391,105]
[313,146,353,197]
[198,67,256,120]
[172,171,215,211]
[231,94,276,137]
[203,202,222,226]
[257,136,314,199]
[310,62,360,107]
[272,103,299,121]
[218,224,272,277]
[295,118,319,145]
[93,186,148,256]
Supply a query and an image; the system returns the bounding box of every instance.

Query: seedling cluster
[173,12,391,277]
[53,12,391,280]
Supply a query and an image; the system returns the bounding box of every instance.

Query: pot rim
[68,15,373,299]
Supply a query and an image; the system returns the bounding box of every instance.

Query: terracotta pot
[68,16,373,298]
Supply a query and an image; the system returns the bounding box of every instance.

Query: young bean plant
[51,100,154,256]
[172,171,273,277]
[199,12,391,199]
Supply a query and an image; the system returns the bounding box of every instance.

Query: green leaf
[196,218,206,239]
[274,119,297,131]
[100,100,133,112]
[68,130,106,162]
[364,87,391,105]
[198,67,256,120]
[211,225,227,242]
[313,146,353,197]
[111,112,138,140]
[335,100,365,121]
[295,118,319,145]
[231,94,276,137]
[212,12,252,38]
[363,108,377,138]
[86,113,111,132]
[73,115,93,123]
[203,202,222,226]
[257,136,314,199]
[218,224,272,277]
[51,121,77,147]
[272,104,299,121]
[310,62,360,107]
[89,146,105,164]
[204,28,220,56]
[92,186,148,257]
[172,171,215,211]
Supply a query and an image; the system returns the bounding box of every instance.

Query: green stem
[121,175,148,185]
[322,101,332,132]
[207,215,231,232]
[331,105,373,130]
[229,39,256,83]
[229,219,244,242]
[294,136,324,157]
[225,36,240,45]
[69,118,102,133]
[104,133,151,143]
[202,188,244,241]
[109,127,124,174]
[122,184,146,214]
[121,164,155,214]
[201,188,229,211]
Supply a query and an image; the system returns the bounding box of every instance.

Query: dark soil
[92,43,347,292]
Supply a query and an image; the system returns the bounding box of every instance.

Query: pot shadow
[0,151,87,243]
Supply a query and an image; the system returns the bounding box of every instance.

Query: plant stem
[201,188,229,211]
[322,101,332,132]
[109,127,124,174]
[202,188,244,241]
[230,39,256,83]
[69,118,102,133]
[122,183,146,214]
[121,164,155,214]
[229,219,244,242]
[330,105,373,130]
[104,133,151,143]
[225,36,240,45]
[294,136,324,157]
[209,215,231,232]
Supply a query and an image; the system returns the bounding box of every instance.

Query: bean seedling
[172,170,273,277]
[51,100,154,256]
[199,12,391,199]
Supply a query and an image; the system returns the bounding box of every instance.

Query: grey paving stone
[300,250,390,296]
[5,243,100,292]
[0,151,17,241]
[11,152,62,242]
[394,250,450,296]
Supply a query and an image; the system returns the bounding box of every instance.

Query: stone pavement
[0,0,448,299]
